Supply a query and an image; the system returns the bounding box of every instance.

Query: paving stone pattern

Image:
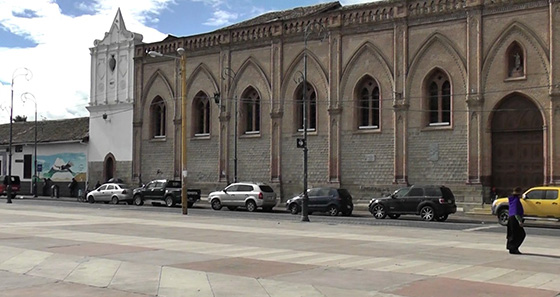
[0,203,558,297]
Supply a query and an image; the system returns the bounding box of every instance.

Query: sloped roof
[221,2,342,30]
[0,117,89,145]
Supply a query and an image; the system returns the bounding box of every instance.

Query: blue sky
[0,0,371,124]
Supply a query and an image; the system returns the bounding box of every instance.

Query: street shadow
[522,252,560,259]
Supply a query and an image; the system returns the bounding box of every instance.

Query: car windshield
[393,187,410,198]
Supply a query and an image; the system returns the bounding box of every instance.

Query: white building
[87,9,143,185]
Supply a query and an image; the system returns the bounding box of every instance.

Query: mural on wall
[37,153,87,182]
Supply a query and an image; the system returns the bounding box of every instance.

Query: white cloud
[203,9,238,26]
[0,0,169,124]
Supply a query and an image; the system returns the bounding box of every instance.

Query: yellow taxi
[491,186,560,225]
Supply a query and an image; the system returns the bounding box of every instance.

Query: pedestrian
[69,178,78,197]
[95,181,101,189]
[506,186,525,255]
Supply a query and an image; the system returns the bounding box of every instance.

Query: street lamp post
[21,92,37,197]
[147,48,188,215]
[221,67,238,183]
[300,21,327,222]
[7,68,32,204]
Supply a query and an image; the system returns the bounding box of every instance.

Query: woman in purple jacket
[506,187,525,254]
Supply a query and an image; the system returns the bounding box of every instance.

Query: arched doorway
[104,154,115,182]
[491,94,543,196]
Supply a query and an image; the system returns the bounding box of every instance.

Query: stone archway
[491,94,543,196]
[103,153,116,182]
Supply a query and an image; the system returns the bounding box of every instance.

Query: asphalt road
[9,197,560,237]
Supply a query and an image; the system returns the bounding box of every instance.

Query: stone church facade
[133,0,560,204]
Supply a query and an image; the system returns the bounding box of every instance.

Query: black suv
[368,185,456,221]
[286,187,353,216]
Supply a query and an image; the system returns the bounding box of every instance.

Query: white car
[87,183,133,205]
[208,182,277,212]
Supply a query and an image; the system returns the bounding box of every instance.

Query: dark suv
[0,175,21,199]
[368,185,456,221]
[286,187,354,216]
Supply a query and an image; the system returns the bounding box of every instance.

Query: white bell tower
[87,8,143,185]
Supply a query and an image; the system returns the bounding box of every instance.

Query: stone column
[549,1,560,184]
[466,5,483,184]
[328,31,342,184]
[393,17,408,185]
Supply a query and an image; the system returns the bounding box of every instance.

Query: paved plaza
[0,202,558,297]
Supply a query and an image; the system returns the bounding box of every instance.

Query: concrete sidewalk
[0,201,559,296]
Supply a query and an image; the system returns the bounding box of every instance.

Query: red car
[0,175,21,198]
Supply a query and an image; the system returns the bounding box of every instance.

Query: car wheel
[498,209,509,226]
[327,205,339,216]
[227,206,238,211]
[436,214,448,222]
[289,203,300,215]
[388,214,400,219]
[371,204,387,219]
[246,200,257,212]
[133,195,143,206]
[211,199,222,210]
[165,196,175,207]
[187,202,194,208]
[420,206,435,221]
[111,196,119,204]
[87,195,95,204]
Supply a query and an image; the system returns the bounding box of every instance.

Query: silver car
[87,183,133,205]
[208,182,277,212]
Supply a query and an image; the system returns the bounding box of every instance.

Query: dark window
[151,97,166,138]
[545,190,558,200]
[407,188,424,196]
[99,185,108,191]
[441,187,455,200]
[525,190,544,199]
[194,91,211,135]
[238,185,253,191]
[307,188,320,197]
[259,185,274,193]
[296,82,317,131]
[358,77,380,129]
[225,185,238,192]
[424,187,441,197]
[168,181,181,188]
[24,154,32,179]
[242,87,260,134]
[426,70,451,126]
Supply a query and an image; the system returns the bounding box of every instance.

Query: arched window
[426,70,451,126]
[194,91,210,136]
[295,82,317,131]
[507,42,525,78]
[151,96,166,138]
[357,76,380,129]
[241,87,260,134]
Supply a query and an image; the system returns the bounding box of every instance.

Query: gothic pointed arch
[240,86,261,134]
[490,92,544,195]
[185,63,219,95]
[103,153,116,182]
[280,49,329,112]
[407,32,467,99]
[191,90,211,136]
[142,70,174,108]
[234,56,271,100]
[354,75,381,130]
[340,41,394,100]
[481,21,549,91]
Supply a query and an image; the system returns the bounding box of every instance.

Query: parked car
[87,183,133,204]
[286,187,353,216]
[133,179,201,207]
[492,186,560,226]
[368,185,457,221]
[208,182,277,212]
[0,175,21,199]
